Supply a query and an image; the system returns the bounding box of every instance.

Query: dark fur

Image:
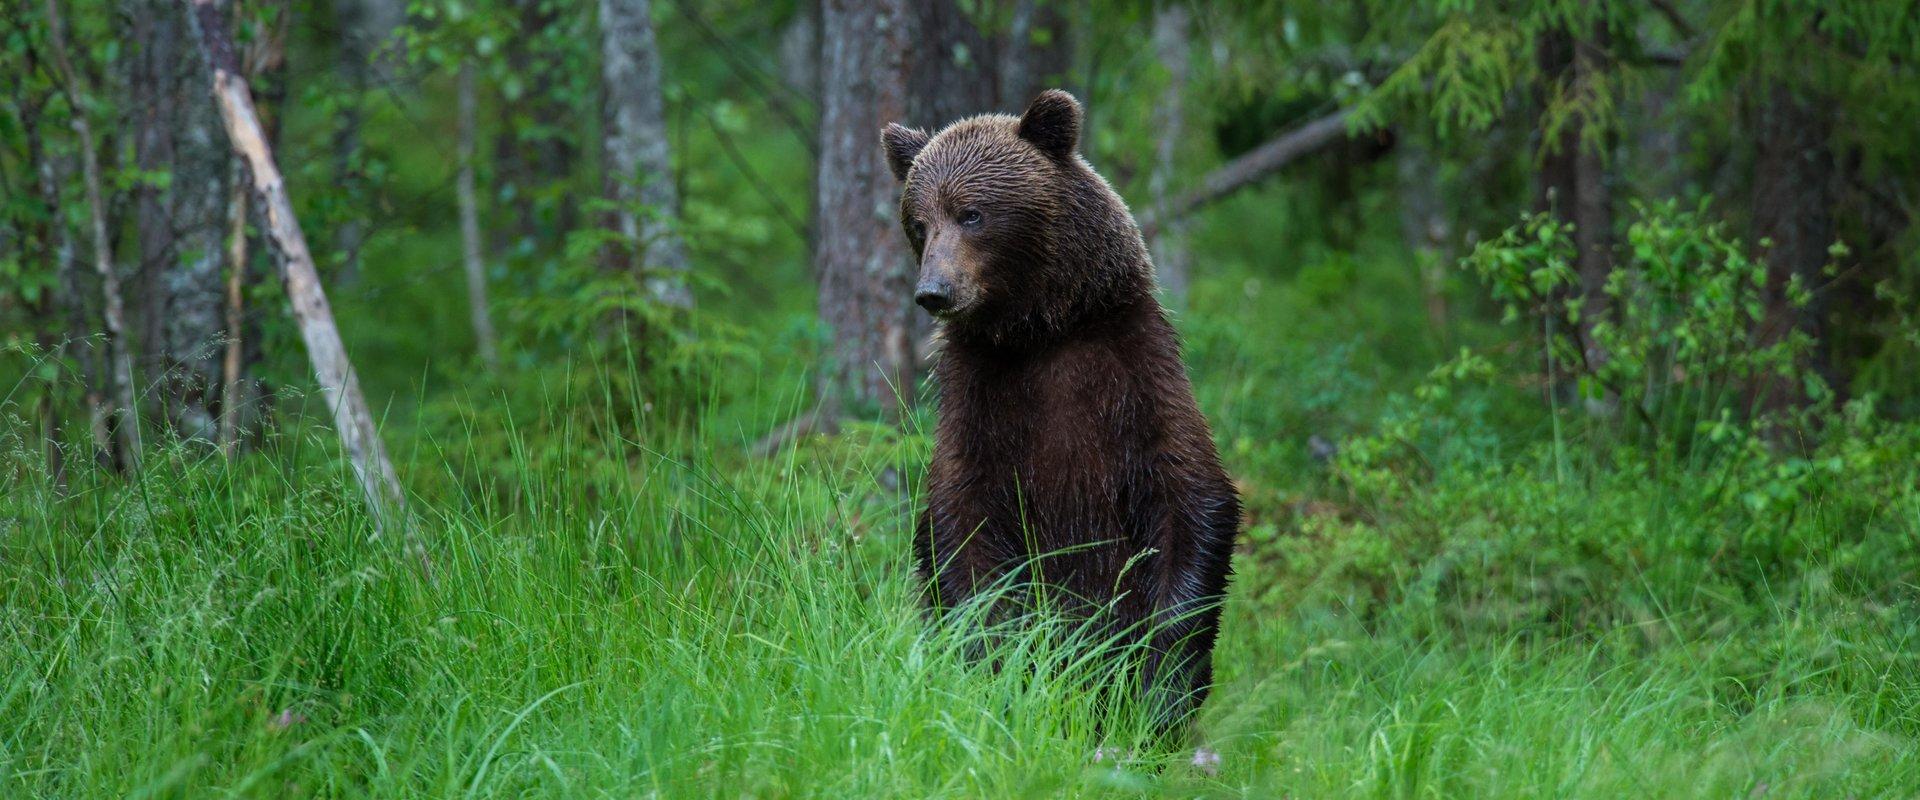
[883,91,1241,732]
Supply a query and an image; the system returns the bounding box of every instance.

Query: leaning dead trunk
[46,0,141,471]
[815,0,913,419]
[456,61,500,368]
[185,0,404,520]
[598,0,694,307]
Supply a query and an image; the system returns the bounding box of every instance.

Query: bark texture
[906,0,998,126]
[816,0,913,417]
[1147,3,1191,305]
[1534,29,1614,377]
[132,0,231,442]
[187,0,405,519]
[903,0,998,361]
[598,0,693,307]
[1001,0,1072,105]
[1751,82,1836,409]
[456,62,500,367]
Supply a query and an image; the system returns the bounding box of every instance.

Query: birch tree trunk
[1147,3,1191,306]
[46,0,142,472]
[185,0,405,519]
[457,61,500,368]
[598,0,693,307]
[816,0,913,420]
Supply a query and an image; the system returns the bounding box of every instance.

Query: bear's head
[882,90,1152,347]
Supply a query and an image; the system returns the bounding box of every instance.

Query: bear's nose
[915,280,954,313]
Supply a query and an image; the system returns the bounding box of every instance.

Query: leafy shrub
[1243,200,1920,640]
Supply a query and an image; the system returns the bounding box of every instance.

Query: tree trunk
[1534,29,1613,386]
[1569,36,1613,374]
[186,0,405,520]
[331,0,373,284]
[1147,3,1191,306]
[131,0,182,374]
[1001,0,1072,104]
[904,0,999,362]
[46,0,142,472]
[1396,136,1451,334]
[598,0,694,307]
[129,0,231,444]
[37,146,112,467]
[907,0,997,125]
[23,95,72,486]
[816,0,913,419]
[220,157,248,456]
[456,62,501,367]
[1751,82,1836,411]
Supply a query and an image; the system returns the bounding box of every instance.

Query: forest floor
[5,243,1919,797]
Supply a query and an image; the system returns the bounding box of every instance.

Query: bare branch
[1138,110,1353,239]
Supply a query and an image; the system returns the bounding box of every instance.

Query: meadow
[7,190,1918,797]
[6,1,1920,796]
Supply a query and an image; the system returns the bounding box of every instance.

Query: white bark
[599,0,693,307]
[186,0,404,520]
[1147,3,1191,306]
[457,61,499,368]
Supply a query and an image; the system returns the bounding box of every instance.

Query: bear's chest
[933,342,1151,517]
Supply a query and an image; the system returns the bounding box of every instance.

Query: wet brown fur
[883,91,1241,732]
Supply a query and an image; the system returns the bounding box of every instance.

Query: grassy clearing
[4,379,1917,797]
[5,218,1918,797]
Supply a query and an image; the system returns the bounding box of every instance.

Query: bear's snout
[915,278,955,314]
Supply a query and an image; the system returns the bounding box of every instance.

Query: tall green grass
[4,365,1917,797]
[5,211,1919,795]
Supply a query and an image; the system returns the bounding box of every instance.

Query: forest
[2,0,1919,796]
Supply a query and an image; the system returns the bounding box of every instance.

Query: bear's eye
[905,218,925,240]
[958,209,983,228]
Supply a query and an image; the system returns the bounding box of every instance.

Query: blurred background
[4,0,1920,795]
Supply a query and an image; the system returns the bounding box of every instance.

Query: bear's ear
[1017,89,1082,160]
[881,123,930,182]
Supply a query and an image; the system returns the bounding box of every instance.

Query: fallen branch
[1138,109,1352,239]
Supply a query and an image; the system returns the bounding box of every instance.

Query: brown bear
[882,90,1241,741]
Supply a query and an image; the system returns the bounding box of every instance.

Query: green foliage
[5,0,1920,794]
